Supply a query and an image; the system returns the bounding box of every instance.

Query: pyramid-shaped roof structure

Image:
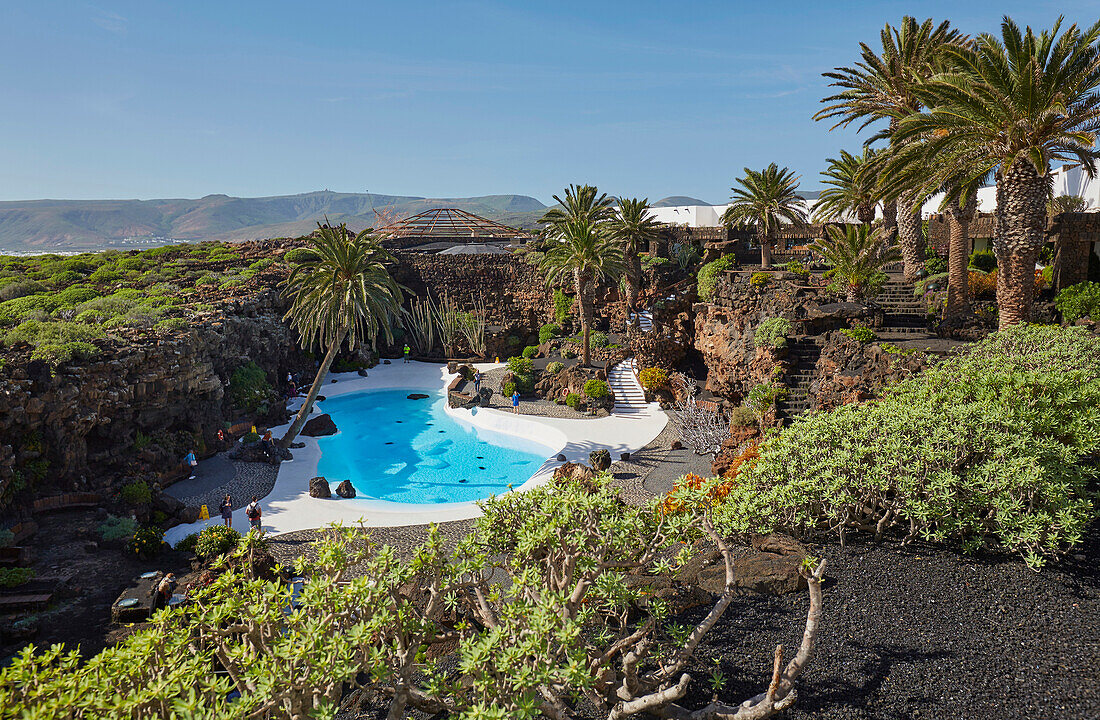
[378,208,530,239]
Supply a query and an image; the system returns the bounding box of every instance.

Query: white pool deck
[164,360,667,543]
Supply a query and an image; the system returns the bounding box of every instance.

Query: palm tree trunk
[883,198,898,240]
[897,191,925,281]
[856,202,875,226]
[279,329,347,448]
[760,233,774,269]
[944,192,977,321]
[994,160,1048,329]
[574,268,592,366]
[624,242,641,317]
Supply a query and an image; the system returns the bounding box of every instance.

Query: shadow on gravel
[808,641,953,710]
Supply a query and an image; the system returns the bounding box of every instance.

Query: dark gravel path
[685,527,1100,720]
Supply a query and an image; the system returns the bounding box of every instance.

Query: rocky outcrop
[812,332,928,410]
[308,477,330,498]
[302,414,338,437]
[677,534,809,596]
[335,480,356,499]
[589,449,611,472]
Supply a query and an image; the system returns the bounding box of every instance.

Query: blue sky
[1,1,1096,204]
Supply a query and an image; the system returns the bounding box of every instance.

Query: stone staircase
[779,336,825,417]
[628,309,654,332]
[607,358,648,413]
[875,276,931,336]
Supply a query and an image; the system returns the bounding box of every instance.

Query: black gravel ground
[686,526,1100,720]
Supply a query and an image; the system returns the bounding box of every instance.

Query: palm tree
[279,222,404,447]
[609,197,662,317]
[815,16,968,280]
[810,225,901,302]
[539,184,616,230]
[539,215,624,366]
[894,17,1100,327]
[721,164,807,268]
[812,148,881,225]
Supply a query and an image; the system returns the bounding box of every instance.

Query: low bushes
[1055,281,1100,323]
[583,378,611,400]
[229,362,273,413]
[841,326,878,343]
[1,321,104,365]
[753,317,792,349]
[521,345,538,359]
[538,322,560,344]
[589,331,609,348]
[191,524,241,558]
[120,480,152,506]
[696,254,738,301]
[969,248,997,272]
[715,324,1100,568]
[545,361,564,374]
[565,392,583,410]
[638,366,669,390]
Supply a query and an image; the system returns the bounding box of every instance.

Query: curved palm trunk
[883,198,898,240]
[897,191,925,281]
[574,268,593,366]
[280,328,347,448]
[944,192,977,320]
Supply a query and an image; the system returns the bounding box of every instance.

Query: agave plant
[401,296,437,355]
[811,224,901,302]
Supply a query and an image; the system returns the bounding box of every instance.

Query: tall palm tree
[539,216,624,366]
[812,147,881,225]
[943,189,979,320]
[815,16,968,281]
[894,16,1100,328]
[810,225,901,302]
[279,222,404,447]
[609,197,662,317]
[721,164,807,268]
[539,184,616,230]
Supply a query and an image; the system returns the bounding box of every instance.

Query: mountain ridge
[0,191,549,252]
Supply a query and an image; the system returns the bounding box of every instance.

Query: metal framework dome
[377,208,529,239]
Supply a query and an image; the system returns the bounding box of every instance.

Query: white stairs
[628,309,654,332]
[607,358,648,413]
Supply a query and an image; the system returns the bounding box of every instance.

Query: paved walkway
[165,360,668,543]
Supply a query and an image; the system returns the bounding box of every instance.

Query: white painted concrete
[164,360,667,543]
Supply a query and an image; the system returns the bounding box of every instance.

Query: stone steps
[608,359,648,411]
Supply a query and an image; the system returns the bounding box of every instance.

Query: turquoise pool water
[314,389,556,504]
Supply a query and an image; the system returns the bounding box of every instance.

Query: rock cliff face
[0,291,306,502]
[812,333,928,410]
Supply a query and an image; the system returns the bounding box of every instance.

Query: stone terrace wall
[391,252,554,328]
[0,291,306,500]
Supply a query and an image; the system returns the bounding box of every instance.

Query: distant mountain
[652,196,714,207]
[0,191,548,252]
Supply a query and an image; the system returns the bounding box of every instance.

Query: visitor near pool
[473,371,481,393]
[511,389,520,413]
[219,494,233,528]
[246,496,262,533]
[403,344,410,363]
[184,449,197,479]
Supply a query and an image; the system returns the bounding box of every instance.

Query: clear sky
[1,1,1096,204]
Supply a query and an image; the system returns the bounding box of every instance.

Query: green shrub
[506,356,533,376]
[195,274,220,286]
[193,525,241,558]
[522,345,538,359]
[282,248,317,264]
[841,326,878,344]
[717,324,1100,568]
[1055,281,1100,323]
[561,347,576,359]
[503,381,517,397]
[2,321,104,365]
[590,331,609,348]
[924,255,948,275]
[538,323,560,344]
[55,285,99,307]
[583,379,611,400]
[0,295,61,325]
[98,515,138,542]
[746,382,786,417]
[154,317,189,332]
[120,481,152,506]
[640,253,671,268]
[127,526,164,560]
[565,392,584,410]
[750,271,771,287]
[783,260,810,279]
[552,289,572,326]
[696,255,738,301]
[546,361,564,375]
[242,431,261,443]
[914,272,950,297]
[638,367,669,390]
[968,249,997,272]
[753,317,792,349]
[229,362,272,412]
[728,404,757,428]
[0,567,35,588]
[0,280,46,302]
[174,532,199,554]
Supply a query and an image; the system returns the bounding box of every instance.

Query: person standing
[219,494,233,528]
[403,344,411,363]
[246,496,262,534]
[154,573,177,610]
[286,371,297,397]
[511,388,520,414]
[473,370,482,394]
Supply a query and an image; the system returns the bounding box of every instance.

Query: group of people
[218,493,263,533]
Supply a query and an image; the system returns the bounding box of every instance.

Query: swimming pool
[314,389,557,504]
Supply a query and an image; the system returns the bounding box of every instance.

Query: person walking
[473,370,482,394]
[246,496,262,534]
[184,449,198,480]
[511,388,521,414]
[154,573,177,610]
[403,344,411,363]
[219,494,233,528]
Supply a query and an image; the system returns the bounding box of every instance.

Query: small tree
[810,224,900,302]
[721,164,807,268]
